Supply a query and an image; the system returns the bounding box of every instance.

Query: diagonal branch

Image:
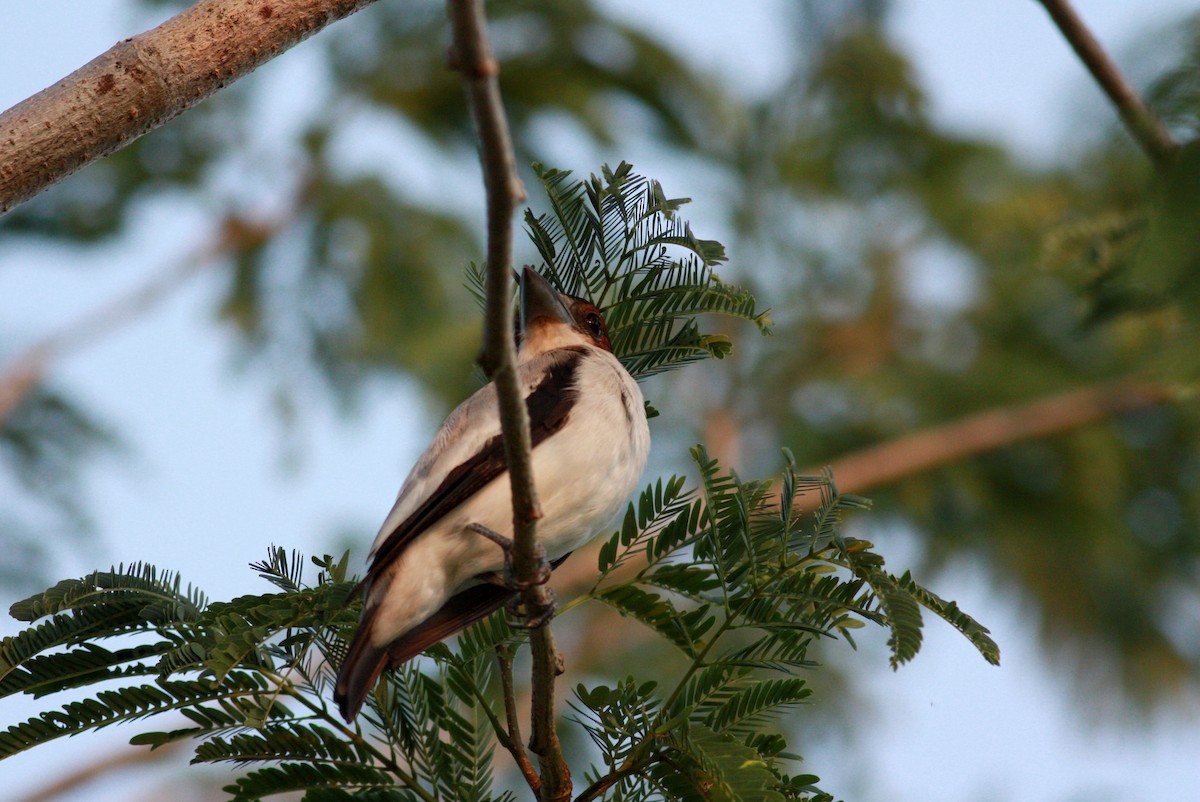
[547,375,1176,595]
[818,377,1173,495]
[0,213,284,423]
[0,0,380,214]
[14,740,187,802]
[445,2,572,800]
[1036,0,1180,168]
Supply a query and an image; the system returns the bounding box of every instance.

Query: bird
[333,266,650,722]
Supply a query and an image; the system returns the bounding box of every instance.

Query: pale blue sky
[2,2,1199,801]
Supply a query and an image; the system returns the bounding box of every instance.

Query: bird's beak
[520,267,574,333]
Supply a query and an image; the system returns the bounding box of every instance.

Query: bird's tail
[332,584,517,722]
[384,552,573,666]
[387,582,517,663]
[334,620,390,723]
[334,554,573,722]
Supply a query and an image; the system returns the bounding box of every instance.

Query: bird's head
[518,267,612,357]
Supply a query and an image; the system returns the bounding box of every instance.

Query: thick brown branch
[0,0,379,214]
[820,378,1172,495]
[445,2,571,801]
[1036,0,1179,168]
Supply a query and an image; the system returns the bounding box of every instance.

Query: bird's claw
[504,587,557,629]
[511,542,553,590]
[467,523,556,628]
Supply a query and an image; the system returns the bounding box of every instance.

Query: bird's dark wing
[334,553,572,721]
[366,347,584,578]
[384,552,573,664]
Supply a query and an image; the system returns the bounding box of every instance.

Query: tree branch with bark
[1036,0,1180,168]
[818,377,1174,496]
[445,1,572,799]
[0,0,380,213]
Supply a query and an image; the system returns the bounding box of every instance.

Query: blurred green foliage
[2,0,1199,709]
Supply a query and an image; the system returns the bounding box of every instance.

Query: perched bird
[334,267,650,721]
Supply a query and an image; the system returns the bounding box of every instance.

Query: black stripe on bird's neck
[525,347,585,444]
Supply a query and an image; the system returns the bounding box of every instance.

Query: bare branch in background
[547,376,1175,595]
[820,378,1173,495]
[0,214,282,423]
[1036,0,1180,168]
[0,0,380,214]
[15,740,187,802]
[445,1,572,799]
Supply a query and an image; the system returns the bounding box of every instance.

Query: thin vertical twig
[1036,0,1179,168]
[496,644,541,793]
[444,1,573,800]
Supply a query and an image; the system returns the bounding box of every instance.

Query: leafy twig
[445,1,572,799]
[1036,0,1179,167]
[572,755,658,802]
[280,681,438,802]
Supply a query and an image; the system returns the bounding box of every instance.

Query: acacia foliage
[0,164,995,799]
[4,0,1199,703]
[0,453,996,801]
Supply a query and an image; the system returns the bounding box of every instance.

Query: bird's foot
[467,523,556,628]
[467,523,553,591]
[504,587,557,629]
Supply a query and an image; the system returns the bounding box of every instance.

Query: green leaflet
[222,762,399,802]
[194,723,372,766]
[571,447,998,799]
[1,641,170,699]
[0,673,271,760]
[894,571,1001,667]
[9,563,206,623]
[525,162,771,381]
[664,722,787,802]
[703,678,814,737]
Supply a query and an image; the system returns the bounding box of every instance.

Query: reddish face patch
[565,296,612,352]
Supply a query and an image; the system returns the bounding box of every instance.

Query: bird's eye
[584,312,604,339]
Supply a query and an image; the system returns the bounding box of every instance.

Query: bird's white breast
[365,346,649,644]
[530,348,649,555]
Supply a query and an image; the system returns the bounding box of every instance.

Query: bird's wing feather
[365,347,586,577]
[382,553,572,665]
[334,552,572,722]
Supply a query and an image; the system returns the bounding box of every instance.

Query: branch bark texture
[1036,0,1179,168]
[0,0,379,214]
[445,2,571,800]
[820,378,1172,496]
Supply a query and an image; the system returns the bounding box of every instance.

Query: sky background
[2,2,1199,801]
